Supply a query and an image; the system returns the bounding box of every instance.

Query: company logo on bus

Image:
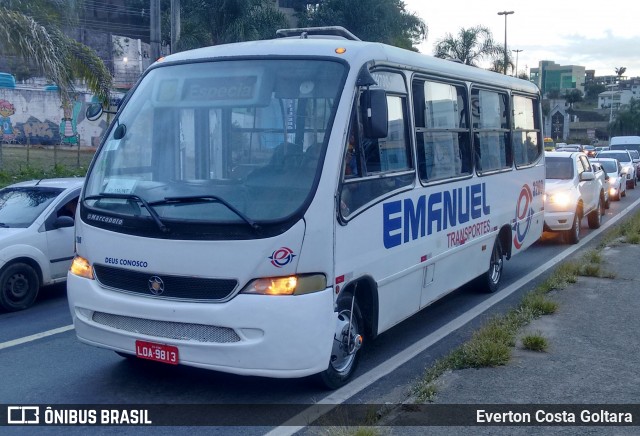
[513,184,535,249]
[269,247,296,268]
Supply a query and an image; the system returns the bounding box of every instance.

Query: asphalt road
[2,184,640,435]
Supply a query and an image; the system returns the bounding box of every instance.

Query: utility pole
[171,0,181,54]
[150,0,161,61]
[512,49,523,77]
[497,11,514,75]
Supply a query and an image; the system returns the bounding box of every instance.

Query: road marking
[0,325,74,350]
[266,196,640,436]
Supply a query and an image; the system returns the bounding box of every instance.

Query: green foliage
[0,3,112,105]
[564,89,584,108]
[521,333,548,352]
[433,25,499,67]
[163,0,291,52]
[298,0,427,51]
[610,98,640,136]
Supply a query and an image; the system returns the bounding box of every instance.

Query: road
[1,185,639,434]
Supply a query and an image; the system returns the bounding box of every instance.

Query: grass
[411,213,640,403]
[521,333,548,352]
[0,145,92,187]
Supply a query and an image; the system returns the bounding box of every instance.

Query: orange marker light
[335,48,347,54]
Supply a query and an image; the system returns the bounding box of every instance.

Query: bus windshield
[85,59,345,226]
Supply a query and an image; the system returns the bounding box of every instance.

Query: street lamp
[512,49,523,77]
[498,11,514,75]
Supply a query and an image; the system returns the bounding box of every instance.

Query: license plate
[135,340,179,365]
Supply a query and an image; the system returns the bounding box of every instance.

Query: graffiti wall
[0,88,109,147]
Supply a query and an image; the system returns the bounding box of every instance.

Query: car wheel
[588,198,602,229]
[0,263,40,312]
[473,237,504,293]
[564,210,581,244]
[318,292,363,389]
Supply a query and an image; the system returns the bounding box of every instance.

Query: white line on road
[266,196,640,436]
[0,325,74,350]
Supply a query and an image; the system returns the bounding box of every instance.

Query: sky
[403,0,640,78]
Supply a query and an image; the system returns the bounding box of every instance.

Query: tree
[610,98,640,136]
[488,45,514,74]
[564,89,584,108]
[162,0,291,52]
[297,0,427,51]
[433,26,499,66]
[584,83,606,102]
[615,67,626,78]
[0,1,112,105]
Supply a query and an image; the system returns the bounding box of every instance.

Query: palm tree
[615,67,627,78]
[0,2,112,105]
[488,45,514,74]
[433,25,499,66]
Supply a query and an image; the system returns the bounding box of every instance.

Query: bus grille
[93,264,238,301]
[92,311,241,343]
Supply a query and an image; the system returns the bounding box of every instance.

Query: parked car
[0,178,83,311]
[595,149,637,189]
[591,158,626,201]
[544,151,605,244]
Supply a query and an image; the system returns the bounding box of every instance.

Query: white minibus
[68,27,544,388]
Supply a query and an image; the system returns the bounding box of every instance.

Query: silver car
[596,149,637,189]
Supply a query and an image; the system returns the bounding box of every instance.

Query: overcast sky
[403,0,640,78]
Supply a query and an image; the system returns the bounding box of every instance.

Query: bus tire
[318,293,363,389]
[475,238,504,293]
[0,263,40,312]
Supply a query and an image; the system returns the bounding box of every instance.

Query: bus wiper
[84,193,169,233]
[151,195,260,231]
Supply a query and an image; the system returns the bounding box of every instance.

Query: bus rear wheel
[318,293,363,389]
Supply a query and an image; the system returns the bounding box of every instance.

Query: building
[530,61,585,97]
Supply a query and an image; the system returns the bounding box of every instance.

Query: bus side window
[339,88,413,219]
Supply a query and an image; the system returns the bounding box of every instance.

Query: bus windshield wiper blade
[84,193,169,233]
[151,195,260,230]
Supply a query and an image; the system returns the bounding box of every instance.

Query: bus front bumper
[67,274,336,378]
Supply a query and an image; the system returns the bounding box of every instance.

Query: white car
[544,151,604,244]
[596,149,637,189]
[590,158,626,201]
[0,178,83,311]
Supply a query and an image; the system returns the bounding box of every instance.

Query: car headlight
[547,191,572,208]
[70,256,94,279]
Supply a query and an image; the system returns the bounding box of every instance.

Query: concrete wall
[0,88,109,148]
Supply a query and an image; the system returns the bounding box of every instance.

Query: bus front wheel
[318,293,363,389]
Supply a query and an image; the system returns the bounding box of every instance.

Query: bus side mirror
[361,88,388,139]
[86,103,103,121]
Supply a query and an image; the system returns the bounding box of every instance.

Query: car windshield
[85,59,346,225]
[598,151,630,162]
[545,157,573,180]
[629,150,640,159]
[0,187,63,227]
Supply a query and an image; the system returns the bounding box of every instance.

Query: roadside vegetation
[412,211,640,403]
[0,146,91,188]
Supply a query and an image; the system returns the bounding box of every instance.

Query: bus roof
[156,35,540,95]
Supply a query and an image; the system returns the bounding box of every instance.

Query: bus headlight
[70,255,94,279]
[241,274,327,296]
